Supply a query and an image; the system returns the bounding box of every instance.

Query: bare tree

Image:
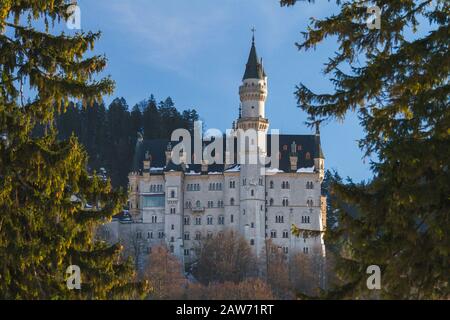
[264,240,292,299]
[184,278,275,300]
[143,245,187,300]
[192,230,257,284]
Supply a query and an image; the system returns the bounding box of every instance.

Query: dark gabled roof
[243,39,265,80]
[132,134,324,174]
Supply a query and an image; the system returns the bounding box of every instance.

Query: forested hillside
[55,95,200,188]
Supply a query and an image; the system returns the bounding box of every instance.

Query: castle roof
[132,134,324,175]
[243,37,265,80]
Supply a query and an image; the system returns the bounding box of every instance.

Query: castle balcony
[191,206,205,214]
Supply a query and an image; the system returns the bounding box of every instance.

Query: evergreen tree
[282,0,449,298]
[142,95,160,139]
[0,1,145,299]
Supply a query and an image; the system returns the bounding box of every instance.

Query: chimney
[143,151,151,171]
[201,159,209,173]
[165,142,172,165]
[290,141,298,172]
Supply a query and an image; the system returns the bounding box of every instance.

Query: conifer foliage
[0,1,144,299]
[281,0,449,298]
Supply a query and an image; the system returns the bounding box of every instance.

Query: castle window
[270,230,277,239]
[184,232,190,240]
[243,178,247,186]
[307,199,313,207]
[147,231,153,239]
[170,190,175,198]
[230,198,235,206]
[158,231,164,239]
[276,215,284,223]
[218,200,224,208]
[170,245,174,253]
[251,222,255,228]
[207,232,213,239]
[229,180,235,189]
[251,189,254,197]
[196,200,201,208]
[303,247,309,254]
[282,198,289,207]
[283,230,289,238]
[305,152,311,160]
[207,216,213,225]
[170,207,176,214]
[184,249,190,256]
[207,201,213,208]
[184,216,190,225]
[171,224,174,230]
[282,181,290,189]
[230,214,234,223]
[250,239,255,246]
[195,216,202,225]
[301,216,311,224]
[195,232,201,240]
[218,215,225,225]
[270,198,274,206]
[136,231,142,239]
[151,215,157,223]
[270,181,274,189]
[259,178,263,186]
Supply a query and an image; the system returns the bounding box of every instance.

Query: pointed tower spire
[243,28,265,80]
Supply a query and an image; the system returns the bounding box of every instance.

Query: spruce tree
[0,1,145,299]
[282,0,449,299]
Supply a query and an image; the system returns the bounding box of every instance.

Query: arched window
[170,190,175,198]
[184,216,190,225]
[270,181,274,189]
[196,200,201,208]
[251,189,255,197]
[230,198,235,206]
[270,198,274,206]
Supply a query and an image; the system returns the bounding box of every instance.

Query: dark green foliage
[283,0,449,299]
[54,95,200,188]
[0,0,146,299]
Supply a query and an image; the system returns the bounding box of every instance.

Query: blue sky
[77,0,373,182]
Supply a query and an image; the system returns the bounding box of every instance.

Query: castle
[100,36,327,272]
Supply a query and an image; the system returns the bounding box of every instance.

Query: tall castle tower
[237,34,268,258]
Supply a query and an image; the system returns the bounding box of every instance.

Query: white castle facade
[100,37,327,271]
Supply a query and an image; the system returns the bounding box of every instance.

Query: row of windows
[184,215,228,226]
[267,198,314,207]
[185,200,225,209]
[140,180,315,195]
[136,230,164,239]
[183,245,296,257]
[149,184,163,193]
[186,184,200,191]
[270,230,290,239]
[268,180,314,190]
[185,198,314,208]
[208,183,223,191]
